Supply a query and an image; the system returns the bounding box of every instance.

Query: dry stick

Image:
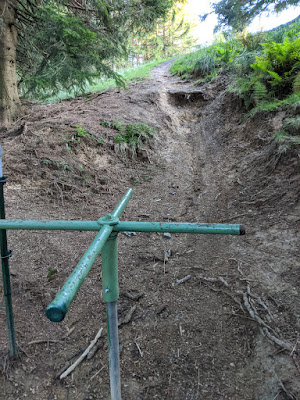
[220,213,249,223]
[60,328,103,380]
[90,365,105,381]
[28,339,61,345]
[87,343,100,360]
[176,274,191,284]
[135,342,143,358]
[237,291,275,333]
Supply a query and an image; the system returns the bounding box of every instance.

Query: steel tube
[107,302,122,400]
[0,220,245,235]
[116,221,245,235]
[111,188,133,218]
[101,233,119,303]
[46,224,112,322]
[0,177,18,358]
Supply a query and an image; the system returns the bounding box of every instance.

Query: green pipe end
[46,303,67,322]
[240,225,246,235]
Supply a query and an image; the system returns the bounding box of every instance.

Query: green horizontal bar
[0,220,245,235]
[116,222,245,235]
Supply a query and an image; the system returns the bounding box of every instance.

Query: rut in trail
[126,61,300,400]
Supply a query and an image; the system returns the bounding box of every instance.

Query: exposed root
[199,274,294,353]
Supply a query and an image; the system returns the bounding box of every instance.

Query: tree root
[199,274,294,353]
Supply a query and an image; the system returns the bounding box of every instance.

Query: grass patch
[43,59,169,103]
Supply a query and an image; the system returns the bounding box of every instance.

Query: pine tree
[208,0,300,31]
[128,2,196,64]
[0,0,174,126]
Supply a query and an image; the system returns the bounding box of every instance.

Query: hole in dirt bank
[168,89,206,106]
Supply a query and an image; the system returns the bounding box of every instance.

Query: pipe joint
[97,214,119,227]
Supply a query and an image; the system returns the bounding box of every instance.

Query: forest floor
[0,60,299,400]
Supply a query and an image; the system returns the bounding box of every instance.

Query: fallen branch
[60,328,103,379]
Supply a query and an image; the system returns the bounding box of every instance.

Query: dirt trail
[0,61,299,400]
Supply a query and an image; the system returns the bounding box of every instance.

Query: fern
[253,81,268,103]
[293,73,300,93]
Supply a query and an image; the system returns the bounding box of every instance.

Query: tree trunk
[0,0,20,128]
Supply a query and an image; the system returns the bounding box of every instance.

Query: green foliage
[171,18,300,116]
[274,116,300,152]
[43,59,169,103]
[127,2,196,63]
[171,39,243,78]
[17,0,175,99]
[114,123,156,148]
[18,5,125,98]
[99,119,156,157]
[42,159,72,171]
[66,124,102,149]
[231,35,300,110]
[47,267,57,281]
[209,0,300,31]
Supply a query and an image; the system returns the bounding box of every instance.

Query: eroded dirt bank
[0,61,299,400]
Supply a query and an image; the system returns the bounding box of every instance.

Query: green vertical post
[0,176,18,358]
[102,233,121,400]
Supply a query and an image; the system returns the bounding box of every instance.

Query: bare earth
[0,60,299,400]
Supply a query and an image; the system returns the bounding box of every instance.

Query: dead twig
[135,342,143,358]
[60,328,103,379]
[28,339,61,345]
[176,274,191,285]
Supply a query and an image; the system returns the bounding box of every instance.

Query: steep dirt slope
[0,61,299,400]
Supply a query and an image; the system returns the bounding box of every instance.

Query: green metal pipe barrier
[46,189,133,322]
[0,182,246,400]
[103,234,122,399]
[0,220,245,235]
[45,224,112,322]
[102,233,119,303]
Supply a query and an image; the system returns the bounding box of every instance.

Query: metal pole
[0,220,245,236]
[107,302,121,400]
[102,233,121,400]
[0,144,18,358]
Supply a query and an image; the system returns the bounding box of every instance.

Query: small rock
[163,233,172,239]
[122,231,137,237]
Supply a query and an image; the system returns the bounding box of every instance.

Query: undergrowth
[171,18,300,151]
[38,59,169,103]
[101,120,156,158]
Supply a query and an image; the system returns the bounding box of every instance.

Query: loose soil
[0,60,299,400]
